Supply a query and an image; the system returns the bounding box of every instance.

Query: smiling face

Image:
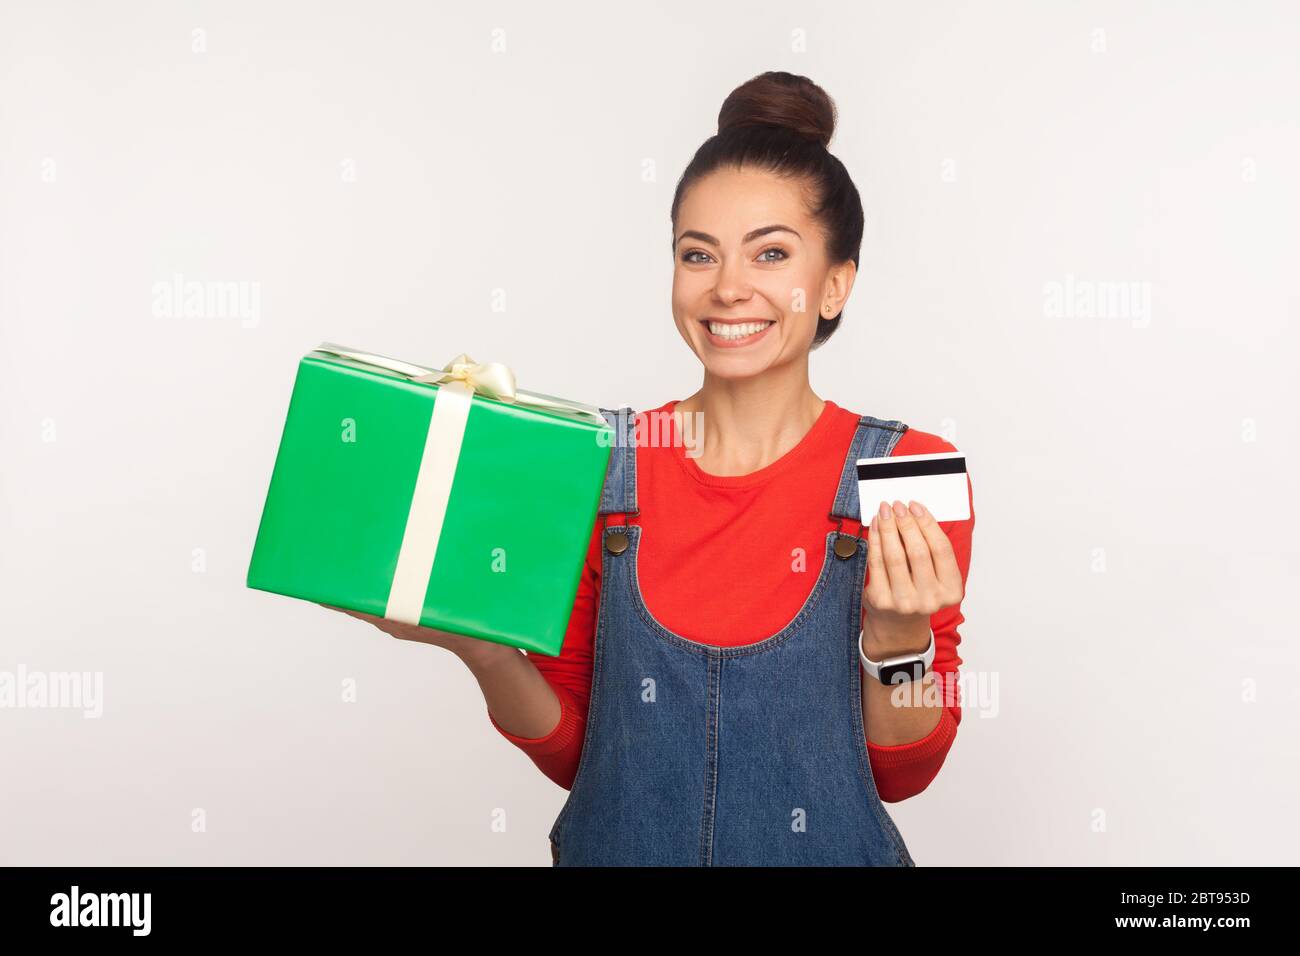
[672,164,854,380]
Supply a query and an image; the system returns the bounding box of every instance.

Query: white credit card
[857,451,970,523]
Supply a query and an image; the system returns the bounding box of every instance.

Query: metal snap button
[833,535,859,559]
[605,530,630,555]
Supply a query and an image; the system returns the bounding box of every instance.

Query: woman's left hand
[862,499,965,657]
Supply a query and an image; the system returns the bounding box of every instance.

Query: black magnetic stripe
[857,457,966,481]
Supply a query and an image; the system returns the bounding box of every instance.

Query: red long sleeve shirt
[489,398,975,803]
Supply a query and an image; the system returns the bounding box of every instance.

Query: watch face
[879,658,925,685]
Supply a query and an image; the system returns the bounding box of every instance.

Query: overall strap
[829,414,910,524]
[597,406,639,517]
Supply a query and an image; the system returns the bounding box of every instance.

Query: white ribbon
[310,343,604,627]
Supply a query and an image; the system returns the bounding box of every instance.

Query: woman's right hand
[318,604,522,669]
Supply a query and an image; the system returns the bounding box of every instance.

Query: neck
[673,362,825,477]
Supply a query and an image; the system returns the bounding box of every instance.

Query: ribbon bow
[414,354,518,403]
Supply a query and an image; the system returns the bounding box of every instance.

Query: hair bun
[717,71,836,148]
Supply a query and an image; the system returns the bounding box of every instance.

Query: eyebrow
[674,224,802,248]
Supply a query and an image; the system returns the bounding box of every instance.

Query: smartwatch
[858,627,935,685]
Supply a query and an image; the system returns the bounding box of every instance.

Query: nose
[711,255,753,304]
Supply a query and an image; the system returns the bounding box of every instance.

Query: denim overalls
[547,405,916,867]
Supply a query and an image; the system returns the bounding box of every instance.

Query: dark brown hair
[670,71,864,349]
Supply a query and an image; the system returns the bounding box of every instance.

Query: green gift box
[246,343,613,656]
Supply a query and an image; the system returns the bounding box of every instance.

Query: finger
[874,500,916,606]
[864,512,891,607]
[322,604,381,624]
[893,500,938,591]
[910,501,965,602]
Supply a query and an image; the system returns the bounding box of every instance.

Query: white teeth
[708,320,772,339]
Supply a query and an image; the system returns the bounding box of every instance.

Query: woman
[334,71,975,866]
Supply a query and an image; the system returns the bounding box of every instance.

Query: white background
[2,0,1297,865]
